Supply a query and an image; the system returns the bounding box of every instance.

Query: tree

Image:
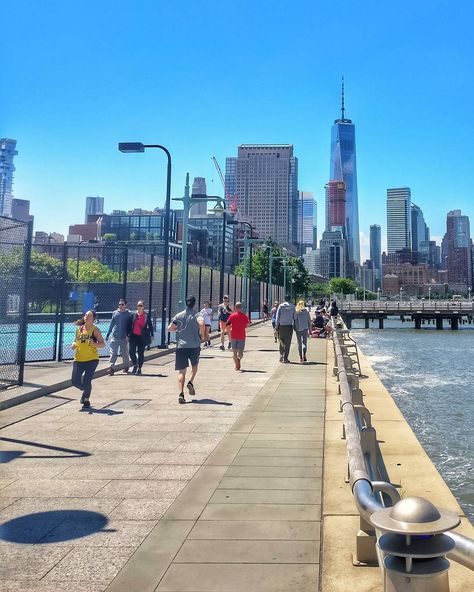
[67,258,120,283]
[328,277,357,295]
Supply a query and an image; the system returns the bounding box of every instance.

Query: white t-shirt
[200,307,213,326]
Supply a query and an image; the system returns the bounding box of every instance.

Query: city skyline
[3,2,474,261]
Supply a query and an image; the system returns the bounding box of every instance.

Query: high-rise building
[85,196,104,223]
[11,198,32,223]
[297,191,316,254]
[329,80,360,265]
[370,224,382,289]
[190,177,207,217]
[303,248,321,275]
[325,181,346,231]
[0,138,18,217]
[225,144,298,246]
[387,187,412,254]
[411,203,429,258]
[445,209,472,289]
[319,229,346,279]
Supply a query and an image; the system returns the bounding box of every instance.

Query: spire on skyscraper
[341,76,345,121]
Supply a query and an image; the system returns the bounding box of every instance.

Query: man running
[168,295,205,404]
[226,302,250,371]
[217,295,232,350]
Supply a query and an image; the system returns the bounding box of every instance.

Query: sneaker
[136,368,142,376]
[219,345,225,351]
[187,381,196,397]
[303,356,307,362]
[228,342,232,349]
[300,358,304,364]
[284,359,290,364]
[132,366,137,375]
[207,340,211,346]
[279,355,284,363]
[122,367,129,374]
[82,399,91,409]
[108,366,115,376]
[178,393,185,404]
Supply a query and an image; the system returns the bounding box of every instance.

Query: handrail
[331,319,474,572]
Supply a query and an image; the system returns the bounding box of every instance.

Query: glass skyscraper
[297,191,317,253]
[387,187,411,254]
[370,224,382,289]
[329,83,360,265]
[0,138,18,218]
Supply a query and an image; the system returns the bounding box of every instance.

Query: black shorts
[175,347,201,370]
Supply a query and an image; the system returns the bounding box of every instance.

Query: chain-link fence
[0,216,32,390]
[2,240,278,376]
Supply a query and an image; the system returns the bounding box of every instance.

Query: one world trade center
[329,79,360,268]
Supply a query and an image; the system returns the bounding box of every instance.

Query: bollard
[371,497,460,592]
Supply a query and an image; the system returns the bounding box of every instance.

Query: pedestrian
[168,295,205,404]
[71,310,105,408]
[270,300,279,343]
[275,295,296,363]
[295,299,312,364]
[129,300,154,375]
[105,298,132,375]
[226,302,250,371]
[330,300,339,318]
[200,300,213,347]
[217,295,233,350]
[262,298,269,322]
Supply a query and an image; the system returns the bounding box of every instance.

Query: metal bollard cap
[371,496,460,535]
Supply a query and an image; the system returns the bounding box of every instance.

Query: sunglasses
[118,303,125,306]
[137,304,144,307]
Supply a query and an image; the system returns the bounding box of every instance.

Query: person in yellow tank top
[71,310,105,408]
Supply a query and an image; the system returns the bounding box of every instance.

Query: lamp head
[118,142,145,153]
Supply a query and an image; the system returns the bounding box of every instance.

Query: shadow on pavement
[190,399,233,406]
[239,369,267,373]
[0,510,112,544]
[0,437,91,463]
[132,373,167,377]
[79,408,124,415]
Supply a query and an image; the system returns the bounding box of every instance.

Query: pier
[0,321,473,591]
[340,300,474,329]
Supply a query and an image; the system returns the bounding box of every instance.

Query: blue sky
[3,0,474,260]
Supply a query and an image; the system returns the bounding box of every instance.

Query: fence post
[198,266,202,309]
[17,220,33,385]
[168,258,173,345]
[209,268,213,303]
[122,247,128,300]
[185,263,189,298]
[57,242,69,362]
[148,254,154,330]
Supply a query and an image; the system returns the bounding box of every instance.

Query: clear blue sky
[3,0,474,260]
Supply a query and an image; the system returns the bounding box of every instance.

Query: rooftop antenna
[341,76,345,120]
[184,172,190,197]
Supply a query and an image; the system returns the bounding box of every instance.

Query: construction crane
[212,156,238,213]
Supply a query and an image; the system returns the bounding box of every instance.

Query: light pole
[172,176,226,308]
[428,286,432,303]
[468,287,471,301]
[377,287,381,301]
[400,286,404,302]
[227,220,255,313]
[118,142,171,348]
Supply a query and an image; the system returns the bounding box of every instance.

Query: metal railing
[341,300,474,313]
[331,318,474,584]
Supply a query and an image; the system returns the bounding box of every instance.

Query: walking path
[0,323,326,592]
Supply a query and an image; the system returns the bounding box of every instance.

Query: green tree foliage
[308,282,330,299]
[67,258,120,282]
[328,277,357,295]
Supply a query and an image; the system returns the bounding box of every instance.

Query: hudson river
[352,321,474,524]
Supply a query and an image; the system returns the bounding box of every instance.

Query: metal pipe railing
[332,320,474,572]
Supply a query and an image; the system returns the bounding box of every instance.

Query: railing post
[17,220,33,384]
[57,242,69,362]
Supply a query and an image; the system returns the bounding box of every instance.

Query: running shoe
[108,367,115,376]
[219,345,225,351]
[178,393,185,405]
[137,368,142,376]
[82,399,91,409]
[187,381,196,397]
[228,342,232,349]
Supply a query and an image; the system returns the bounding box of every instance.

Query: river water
[351,320,474,524]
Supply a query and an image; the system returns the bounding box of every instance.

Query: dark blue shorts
[175,347,201,370]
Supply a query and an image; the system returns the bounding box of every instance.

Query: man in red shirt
[226,302,250,371]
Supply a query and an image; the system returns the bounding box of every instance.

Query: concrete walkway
[0,324,326,592]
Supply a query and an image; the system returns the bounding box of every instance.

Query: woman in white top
[200,300,213,346]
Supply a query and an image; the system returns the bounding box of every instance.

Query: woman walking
[71,310,105,408]
[270,301,279,343]
[295,299,311,364]
[129,300,154,375]
[200,300,213,347]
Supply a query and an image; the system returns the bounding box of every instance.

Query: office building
[225,144,299,246]
[411,203,429,260]
[101,209,177,244]
[329,80,360,265]
[419,240,440,267]
[0,138,18,217]
[360,260,376,292]
[319,229,346,279]
[183,213,235,272]
[85,196,104,223]
[190,177,208,217]
[297,191,316,254]
[11,198,32,223]
[445,209,472,290]
[387,187,412,254]
[303,248,321,276]
[370,224,382,288]
[325,181,346,231]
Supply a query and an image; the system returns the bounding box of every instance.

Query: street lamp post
[400,286,404,303]
[377,287,381,301]
[428,286,432,303]
[468,287,471,301]
[228,221,256,313]
[118,142,171,348]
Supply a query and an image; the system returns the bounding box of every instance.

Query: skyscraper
[445,209,472,289]
[325,181,346,231]
[370,224,382,289]
[387,187,412,254]
[190,177,207,217]
[225,145,298,245]
[329,80,360,265]
[297,191,316,253]
[85,196,104,223]
[0,138,18,217]
[319,230,346,279]
[411,203,429,258]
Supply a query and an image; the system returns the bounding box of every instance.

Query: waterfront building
[297,191,317,254]
[445,209,472,291]
[325,181,346,232]
[329,81,360,266]
[190,177,208,218]
[0,138,18,217]
[85,196,104,223]
[360,260,375,292]
[387,187,412,254]
[225,144,299,247]
[319,229,346,279]
[370,224,382,289]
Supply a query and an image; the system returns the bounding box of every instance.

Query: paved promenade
[0,324,326,592]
